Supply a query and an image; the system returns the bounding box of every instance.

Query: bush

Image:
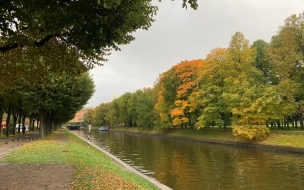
[232,124,270,141]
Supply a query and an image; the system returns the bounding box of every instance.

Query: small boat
[99,126,109,131]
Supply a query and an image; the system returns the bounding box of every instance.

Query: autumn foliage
[90,11,304,141]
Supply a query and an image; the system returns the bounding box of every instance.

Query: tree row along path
[0,131,75,190]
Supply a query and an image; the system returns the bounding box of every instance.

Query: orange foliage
[174,59,205,99]
[171,108,189,126]
[171,108,184,117]
[169,60,206,126]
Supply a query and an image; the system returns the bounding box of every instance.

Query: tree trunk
[29,116,34,131]
[21,116,26,134]
[220,112,227,130]
[277,120,281,129]
[299,111,304,130]
[36,118,39,131]
[21,110,28,134]
[0,98,3,135]
[46,114,52,135]
[5,106,12,137]
[39,109,47,139]
[17,114,21,134]
[12,116,17,135]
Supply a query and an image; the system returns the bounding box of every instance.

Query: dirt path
[0,131,75,190]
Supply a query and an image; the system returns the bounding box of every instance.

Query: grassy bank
[111,127,304,149]
[5,129,159,190]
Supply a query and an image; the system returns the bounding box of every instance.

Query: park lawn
[5,130,159,190]
[258,132,304,148]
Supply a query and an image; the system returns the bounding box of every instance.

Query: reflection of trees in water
[73,129,304,190]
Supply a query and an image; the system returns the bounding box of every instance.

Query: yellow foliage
[232,125,270,141]
[172,117,189,126]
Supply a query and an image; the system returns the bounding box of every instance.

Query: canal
[72,129,304,190]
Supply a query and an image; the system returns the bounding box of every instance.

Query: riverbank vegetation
[86,11,304,141]
[5,130,158,190]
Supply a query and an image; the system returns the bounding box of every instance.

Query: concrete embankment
[70,131,172,190]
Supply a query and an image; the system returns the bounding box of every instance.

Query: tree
[195,48,230,129]
[92,103,111,126]
[84,108,94,125]
[251,40,272,83]
[0,0,197,68]
[126,92,138,127]
[116,92,133,127]
[170,60,204,128]
[21,72,94,138]
[135,88,157,128]
[155,69,179,128]
[268,12,304,129]
[106,100,120,127]
[0,1,156,62]
[223,32,271,140]
[223,32,258,122]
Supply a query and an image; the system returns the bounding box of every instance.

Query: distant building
[69,107,94,124]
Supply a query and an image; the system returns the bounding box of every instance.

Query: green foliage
[251,39,272,83]
[92,88,157,128]
[21,72,95,123]
[232,125,270,141]
[135,88,157,128]
[83,108,94,124]
[195,48,230,129]
[154,69,179,129]
[0,0,158,67]
[92,103,111,126]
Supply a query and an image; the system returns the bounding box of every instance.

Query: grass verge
[5,129,159,190]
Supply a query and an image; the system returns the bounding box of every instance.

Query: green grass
[258,133,304,148]
[111,127,163,134]
[164,128,235,141]
[6,140,67,163]
[5,130,159,190]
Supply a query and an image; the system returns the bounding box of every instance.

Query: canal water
[72,129,304,190]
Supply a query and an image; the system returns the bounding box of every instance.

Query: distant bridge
[67,125,81,130]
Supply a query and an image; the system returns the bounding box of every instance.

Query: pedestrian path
[0,132,39,158]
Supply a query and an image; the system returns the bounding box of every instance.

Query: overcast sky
[86,0,304,107]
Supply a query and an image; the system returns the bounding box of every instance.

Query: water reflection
[72,129,304,190]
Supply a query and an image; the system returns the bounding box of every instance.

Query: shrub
[232,124,270,141]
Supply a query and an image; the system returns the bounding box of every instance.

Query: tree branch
[34,34,54,47]
[0,34,60,53]
[0,43,19,53]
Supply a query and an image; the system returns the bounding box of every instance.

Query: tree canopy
[0,0,198,68]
